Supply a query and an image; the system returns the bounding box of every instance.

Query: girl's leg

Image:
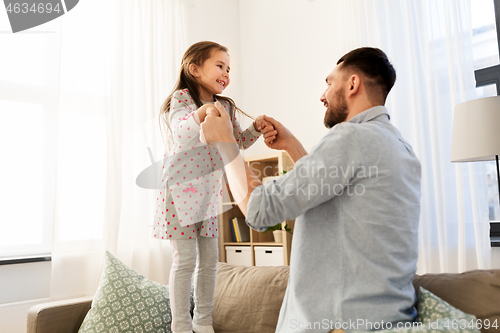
[192,237,219,332]
[170,239,197,333]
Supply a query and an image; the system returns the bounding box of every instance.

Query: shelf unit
[218,151,295,266]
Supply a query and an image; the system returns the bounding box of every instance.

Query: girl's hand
[206,104,221,117]
[197,103,222,123]
[254,115,274,132]
[260,115,293,151]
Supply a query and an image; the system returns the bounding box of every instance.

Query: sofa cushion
[213,262,290,333]
[416,287,480,332]
[413,270,500,333]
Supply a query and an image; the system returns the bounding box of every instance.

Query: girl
[153,41,272,333]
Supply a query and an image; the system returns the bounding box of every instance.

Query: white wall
[237,0,347,156]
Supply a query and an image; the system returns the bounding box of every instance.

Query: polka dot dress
[152,89,261,240]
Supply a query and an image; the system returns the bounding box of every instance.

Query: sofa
[27,262,500,333]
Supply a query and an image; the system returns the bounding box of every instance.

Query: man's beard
[323,88,348,129]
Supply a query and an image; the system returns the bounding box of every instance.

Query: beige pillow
[413,269,500,333]
[213,262,290,333]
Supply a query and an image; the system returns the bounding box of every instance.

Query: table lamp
[451,96,500,209]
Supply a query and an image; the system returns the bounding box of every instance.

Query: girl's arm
[169,90,206,145]
[229,106,261,150]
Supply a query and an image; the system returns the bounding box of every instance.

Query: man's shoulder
[338,117,402,142]
[315,120,402,156]
[309,123,363,156]
[323,121,374,143]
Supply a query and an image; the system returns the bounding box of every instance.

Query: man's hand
[197,103,223,123]
[261,115,293,151]
[206,104,221,117]
[201,101,236,145]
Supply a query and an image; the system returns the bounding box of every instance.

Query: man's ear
[347,74,361,97]
[189,63,200,77]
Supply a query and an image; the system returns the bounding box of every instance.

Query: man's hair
[337,47,396,104]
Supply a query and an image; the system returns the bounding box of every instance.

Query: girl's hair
[159,41,253,145]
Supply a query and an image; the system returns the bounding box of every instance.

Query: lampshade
[451,96,500,162]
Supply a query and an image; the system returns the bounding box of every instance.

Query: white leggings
[169,237,218,332]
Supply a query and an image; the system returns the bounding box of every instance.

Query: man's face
[320,66,349,129]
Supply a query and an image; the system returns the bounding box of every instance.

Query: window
[0,1,108,260]
[0,101,45,256]
[471,0,500,222]
[0,15,60,259]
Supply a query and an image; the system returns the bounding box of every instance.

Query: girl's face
[192,50,231,101]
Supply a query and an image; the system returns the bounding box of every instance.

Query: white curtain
[50,0,186,300]
[342,0,491,273]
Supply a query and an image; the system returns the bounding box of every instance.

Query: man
[202,47,421,333]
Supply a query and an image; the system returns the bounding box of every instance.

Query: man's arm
[237,163,262,217]
[217,148,261,216]
[220,121,308,215]
[201,102,262,216]
[284,140,308,164]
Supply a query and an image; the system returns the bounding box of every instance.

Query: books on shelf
[230,218,237,242]
[230,217,250,242]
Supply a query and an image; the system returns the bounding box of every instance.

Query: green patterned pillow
[78,251,193,333]
[355,287,480,333]
[416,287,479,330]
